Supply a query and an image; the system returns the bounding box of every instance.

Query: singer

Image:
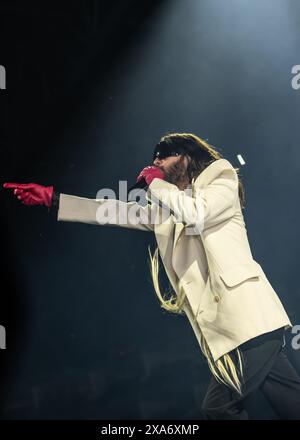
[3,132,300,419]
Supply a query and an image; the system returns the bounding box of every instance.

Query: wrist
[51,190,60,209]
[45,185,54,208]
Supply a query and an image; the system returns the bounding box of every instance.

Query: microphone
[127,178,148,197]
[127,166,164,201]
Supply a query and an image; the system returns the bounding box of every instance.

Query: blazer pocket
[219,261,261,288]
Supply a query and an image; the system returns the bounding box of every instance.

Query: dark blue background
[1,0,300,419]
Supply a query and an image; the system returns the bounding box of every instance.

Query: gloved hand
[137,166,165,186]
[3,182,54,208]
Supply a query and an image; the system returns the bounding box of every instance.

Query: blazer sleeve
[146,159,239,231]
[57,193,155,232]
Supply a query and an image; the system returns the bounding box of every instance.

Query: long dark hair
[158,132,245,209]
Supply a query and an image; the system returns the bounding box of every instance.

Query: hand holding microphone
[136,165,165,186]
[127,165,166,198]
[3,182,54,208]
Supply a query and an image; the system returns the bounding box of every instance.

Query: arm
[146,159,239,231]
[56,166,168,231]
[3,184,156,232]
[57,192,156,232]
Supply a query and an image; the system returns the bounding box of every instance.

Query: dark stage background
[1,0,300,419]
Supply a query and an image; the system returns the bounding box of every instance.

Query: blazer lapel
[172,177,197,252]
[172,159,223,252]
[154,220,179,290]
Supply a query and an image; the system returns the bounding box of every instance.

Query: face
[153,154,190,187]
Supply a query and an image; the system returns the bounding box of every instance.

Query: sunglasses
[152,143,185,162]
[153,151,181,162]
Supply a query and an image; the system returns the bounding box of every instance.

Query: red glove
[137,166,165,186]
[3,182,54,208]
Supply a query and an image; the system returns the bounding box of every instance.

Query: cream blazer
[57,158,292,361]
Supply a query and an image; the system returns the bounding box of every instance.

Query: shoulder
[208,158,235,172]
[194,158,238,187]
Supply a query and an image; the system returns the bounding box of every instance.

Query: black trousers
[201,328,300,419]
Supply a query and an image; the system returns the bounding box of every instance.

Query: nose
[153,157,162,166]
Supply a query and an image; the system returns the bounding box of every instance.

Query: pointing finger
[3,183,31,189]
